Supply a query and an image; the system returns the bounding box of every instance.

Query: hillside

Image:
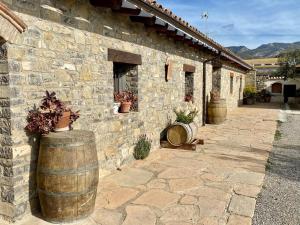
[227,42,300,59]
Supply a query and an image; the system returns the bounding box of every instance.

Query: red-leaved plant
[25,91,80,135]
[114,91,138,111]
[114,91,137,104]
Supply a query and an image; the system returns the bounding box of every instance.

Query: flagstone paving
[14,104,280,225]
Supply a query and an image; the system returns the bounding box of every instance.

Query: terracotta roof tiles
[138,0,252,70]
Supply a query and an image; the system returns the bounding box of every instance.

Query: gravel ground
[252,111,300,225]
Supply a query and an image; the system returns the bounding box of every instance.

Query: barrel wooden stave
[207,99,227,124]
[167,122,198,146]
[37,130,99,223]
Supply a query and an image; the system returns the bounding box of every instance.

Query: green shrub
[275,130,282,141]
[243,85,257,98]
[133,135,152,160]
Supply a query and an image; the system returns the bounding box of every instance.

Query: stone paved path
[253,109,300,225]
[15,104,279,225]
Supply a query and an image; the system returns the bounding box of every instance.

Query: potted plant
[167,103,199,146]
[174,103,199,124]
[25,91,80,135]
[263,90,272,103]
[243,86,257,105]
[114,91,137,113]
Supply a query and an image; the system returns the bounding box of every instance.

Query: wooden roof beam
[130,10,155,25]
[90,0,122,9]
[112,1,141,15]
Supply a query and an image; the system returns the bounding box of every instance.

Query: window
[185,72,194,102]
[272,83,282,93]
[113,63,138,111]
[230,75,234,94]
[0,38,6,61]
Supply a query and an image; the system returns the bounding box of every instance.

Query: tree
[278,49,300,79]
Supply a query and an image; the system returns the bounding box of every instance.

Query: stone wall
[220,67,245,109]
[245,70,256,89]
[0,0,248,221]
[0,40,15,222]
[212,67,221,93]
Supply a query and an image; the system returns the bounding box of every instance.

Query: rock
[233,184,261,198]
[100,187,139,209]
[123,206,156,225]
[185,186,231,202]
[197,197,227,218]
[79,64,92,81]
[91,209,123,225]
[227,171,265,186]
[133,189,180,209]
[107,168,153,187]
[61,63,76,71]
[158,168,200,179]
[180,195,198,205]
[160,205,199,224]
[55,69,72,82]
[228,195,256,217]
[197,217,220,225]
[169,177,203,193]
[146,179,166,189]
[227,214,252,225]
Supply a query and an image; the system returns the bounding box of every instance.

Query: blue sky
[159,0,300,49]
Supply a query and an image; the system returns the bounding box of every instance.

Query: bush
[243,85,257,98]
[174,102,198,124]
[133,135,152,160]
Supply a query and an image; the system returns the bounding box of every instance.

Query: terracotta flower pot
[120,102,132,113]
[55,111,71,132]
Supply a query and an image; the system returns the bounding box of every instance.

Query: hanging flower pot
[120,101,132,113]
[54,111,71,132]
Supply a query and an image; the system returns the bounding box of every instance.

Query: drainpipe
[202,51,222,126]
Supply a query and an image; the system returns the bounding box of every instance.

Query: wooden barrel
[167,122,198,146]
[207,99,227,124]
[37,130,99,223]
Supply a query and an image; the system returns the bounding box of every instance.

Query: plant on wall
[133,135,152,160]
[25,91,80,135]
[174,102,198,124]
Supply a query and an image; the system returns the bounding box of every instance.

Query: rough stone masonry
[0,0,251,222]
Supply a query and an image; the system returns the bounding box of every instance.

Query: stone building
[246,58,300,103]
[245,58,280,90]
[0,0,252,222]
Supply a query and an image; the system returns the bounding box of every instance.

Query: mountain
[227,42,300,59]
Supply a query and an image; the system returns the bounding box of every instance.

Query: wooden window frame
[108,48,142,65]
[183,64,196,73]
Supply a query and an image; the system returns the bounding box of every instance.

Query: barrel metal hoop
[39,142,92,148]
[37,188,97,197]
[37,162,99,175]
